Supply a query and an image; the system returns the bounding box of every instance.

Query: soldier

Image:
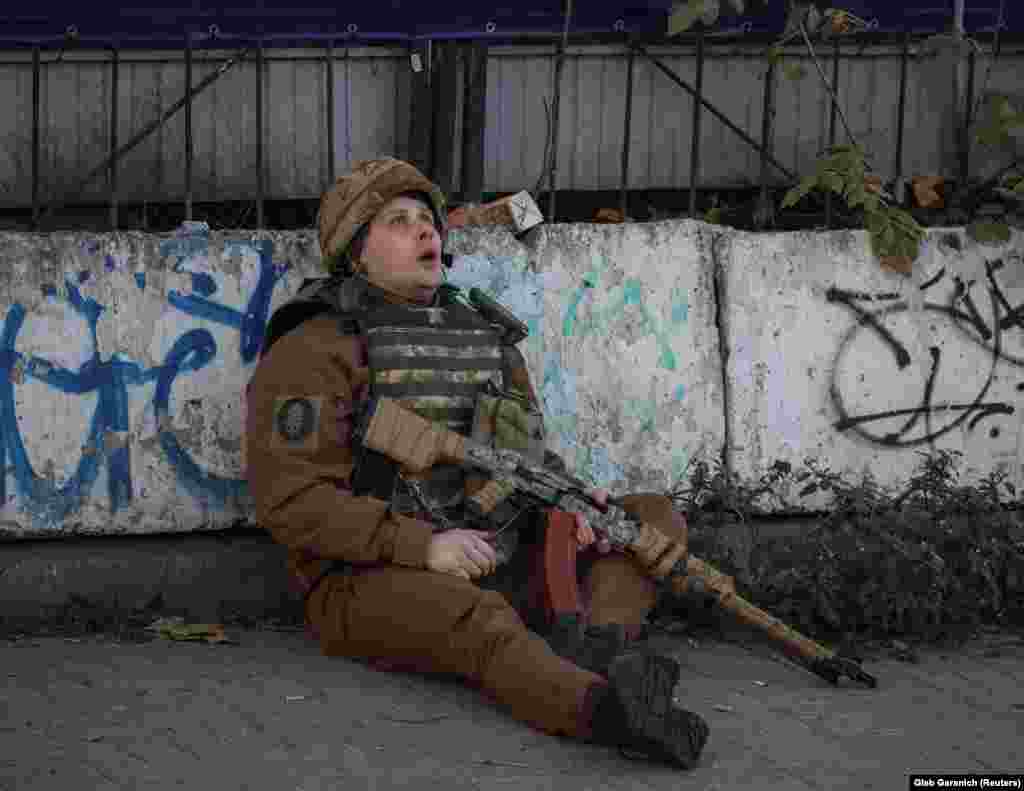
[245,157,708,769]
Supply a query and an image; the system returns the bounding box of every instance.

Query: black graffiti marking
[828,272,1015,448]
[891,346,940,441]
[920,267,947,292]
[953,276,992,341]
[943,258,1024,369]
[826,287,912,369]
[834,401,1014,433]
[969,404,1015,431]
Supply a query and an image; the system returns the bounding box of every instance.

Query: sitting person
[244,157,708,769]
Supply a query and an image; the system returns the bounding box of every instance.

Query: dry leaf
[829,9,851,34]
[911,176,944,209]
[713,704,735,712]
[593,208,626,224]
[880,255,913,275]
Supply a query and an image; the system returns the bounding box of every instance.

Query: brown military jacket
[244,286,550,599]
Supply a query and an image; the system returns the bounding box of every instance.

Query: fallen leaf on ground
[713,704,735,713]
[145,616,235,644]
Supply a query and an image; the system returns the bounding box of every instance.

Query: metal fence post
[758,59,777,230]
[433,41,459,198]
[32,45,41,230]
[109,45,119,230]
[619,41,635,219]
[959,47,975,190]
[547,0,573,223]
[460,41,487,206]
[408,40,435,179]
[894,32,910,203]
[257,39,265,229]
[326,39,335,190]
[689,29,705,218]
[184,34,193,221]
[825,38,840,228]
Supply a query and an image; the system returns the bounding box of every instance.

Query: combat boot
[545,615,639,676]
[585,651,709,770]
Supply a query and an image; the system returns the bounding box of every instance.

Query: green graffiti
[562,267,601,338]
[574,443,596,486]
[670,451,690,488]
[671,286,689,324]
[561,272,688,372]
[623,398,660,434]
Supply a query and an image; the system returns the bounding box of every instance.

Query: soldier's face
[359,194,444,304]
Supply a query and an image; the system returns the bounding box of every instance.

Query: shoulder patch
[271,396,322,451]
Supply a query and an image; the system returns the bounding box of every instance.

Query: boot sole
[607,652,709,770]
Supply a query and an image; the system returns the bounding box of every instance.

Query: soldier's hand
[576,488,612,553]
[426,529,498,580]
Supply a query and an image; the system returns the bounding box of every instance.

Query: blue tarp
[1,2,1019,47]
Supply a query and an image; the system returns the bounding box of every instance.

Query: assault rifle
[354,396,878,689]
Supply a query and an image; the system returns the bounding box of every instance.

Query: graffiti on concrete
[449,252,693,487]
[0,233,290,525]
[828,255,1023,448]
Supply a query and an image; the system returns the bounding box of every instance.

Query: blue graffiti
[165,240,287,365]
[0,237,290,524]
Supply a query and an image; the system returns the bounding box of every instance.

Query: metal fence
[0,36,1021,227]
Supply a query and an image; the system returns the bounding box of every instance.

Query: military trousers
[304,493,687,738]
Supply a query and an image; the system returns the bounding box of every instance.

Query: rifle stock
[357,397,878,689]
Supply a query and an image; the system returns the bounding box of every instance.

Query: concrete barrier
[1,220,1022,542]
[0,225,318,540]
[723,226,1024,507]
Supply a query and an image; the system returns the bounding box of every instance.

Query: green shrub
[667,450,1024,644]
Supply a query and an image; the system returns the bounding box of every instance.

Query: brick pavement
[2,627,1022,791]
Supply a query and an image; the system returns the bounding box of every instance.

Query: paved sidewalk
[2,625,1022,791]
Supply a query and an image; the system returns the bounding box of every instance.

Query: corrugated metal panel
[0,44,1021,209]
[118,57,187,201]
[0,55,33,206]
[771,47,910,185]
[485,49,555,195]
[188,55,260,201]
[42,61,106,204]
[483,44,1024,194]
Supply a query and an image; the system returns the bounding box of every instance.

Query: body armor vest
[261,274,533,531]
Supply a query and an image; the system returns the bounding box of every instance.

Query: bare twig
[968,0,1007,135]
[534,97,553,197]
[379,713,450,724]
[474,759,534,769]
[798,19,858,151]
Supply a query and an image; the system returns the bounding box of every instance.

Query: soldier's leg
[306,564,604,738]
[583,494,688,634]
